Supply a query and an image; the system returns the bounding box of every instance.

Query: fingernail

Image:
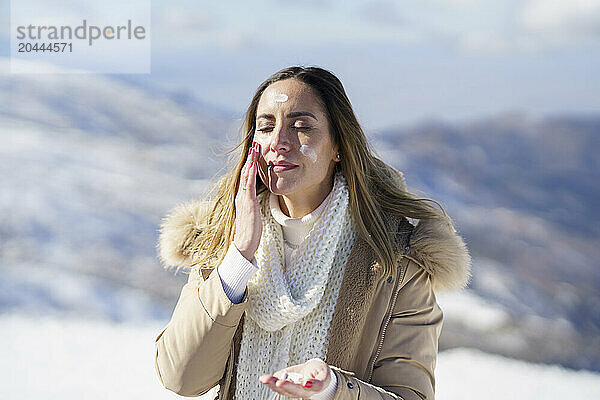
[304,381,313,388]
[250,161,255,168]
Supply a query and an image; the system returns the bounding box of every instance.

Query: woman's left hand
[259,358,332,398]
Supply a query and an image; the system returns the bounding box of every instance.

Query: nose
[268,123,292,154]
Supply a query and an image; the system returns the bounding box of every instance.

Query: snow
[437,289,511,332]
[0,263,170,322]
[0,313,217,399]
[437,348,600,399]
[1,314,598,399]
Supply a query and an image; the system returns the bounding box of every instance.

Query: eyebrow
[256,111,318,121]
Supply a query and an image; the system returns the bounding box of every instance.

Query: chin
[266,177,302,196]
[268,184,296,196]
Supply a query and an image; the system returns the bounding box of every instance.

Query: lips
[268,160,298,172]
[271,165,297,172]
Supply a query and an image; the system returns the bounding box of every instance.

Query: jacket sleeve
[154,264,248,397]
[329,258,443,400]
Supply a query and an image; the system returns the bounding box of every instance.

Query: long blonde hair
[189,66,447,278]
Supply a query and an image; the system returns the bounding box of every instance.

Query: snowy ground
[436,348,600,399]
[2,313,599,400]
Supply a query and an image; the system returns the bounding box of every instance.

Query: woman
[154,66,471,400]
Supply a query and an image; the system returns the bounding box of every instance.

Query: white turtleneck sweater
[268,189,333,269]
[216,188,338,400]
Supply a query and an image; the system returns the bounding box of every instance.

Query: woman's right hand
[233,141,263,262]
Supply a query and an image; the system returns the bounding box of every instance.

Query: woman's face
[253,78,339,196]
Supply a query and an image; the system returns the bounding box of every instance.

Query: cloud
[358,1,407,26]
[450,0,600,54]
[456,31,513,54]
[146,1,600,55]
[158,6,216,32]
[271,0,333,8]
[152,6,254,50]
[518,0,600,46]
[427,0,491,5]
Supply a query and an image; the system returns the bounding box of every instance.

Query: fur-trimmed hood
[156,173,472,292]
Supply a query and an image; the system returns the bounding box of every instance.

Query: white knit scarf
[234,170,357,400]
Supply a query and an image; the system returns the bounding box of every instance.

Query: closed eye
[256,125,313,132]
[294,125,312,131]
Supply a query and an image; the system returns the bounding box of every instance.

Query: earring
[335,153,341,161]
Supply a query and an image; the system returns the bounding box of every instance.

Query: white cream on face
[273,93,288,102]
[299,144,317,163]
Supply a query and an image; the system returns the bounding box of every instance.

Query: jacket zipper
[366,256,408,383]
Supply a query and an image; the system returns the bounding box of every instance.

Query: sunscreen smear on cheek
[299,144,317,162]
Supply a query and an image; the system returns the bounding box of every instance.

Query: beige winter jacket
[154,182,471,400]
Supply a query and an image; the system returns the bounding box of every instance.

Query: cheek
[253,135,270,149]
[299,144,318,163]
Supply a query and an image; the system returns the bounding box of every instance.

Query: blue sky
[2,0,599,130]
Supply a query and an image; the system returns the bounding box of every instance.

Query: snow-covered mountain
[1,57,241,321]
[371,113,600,371]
